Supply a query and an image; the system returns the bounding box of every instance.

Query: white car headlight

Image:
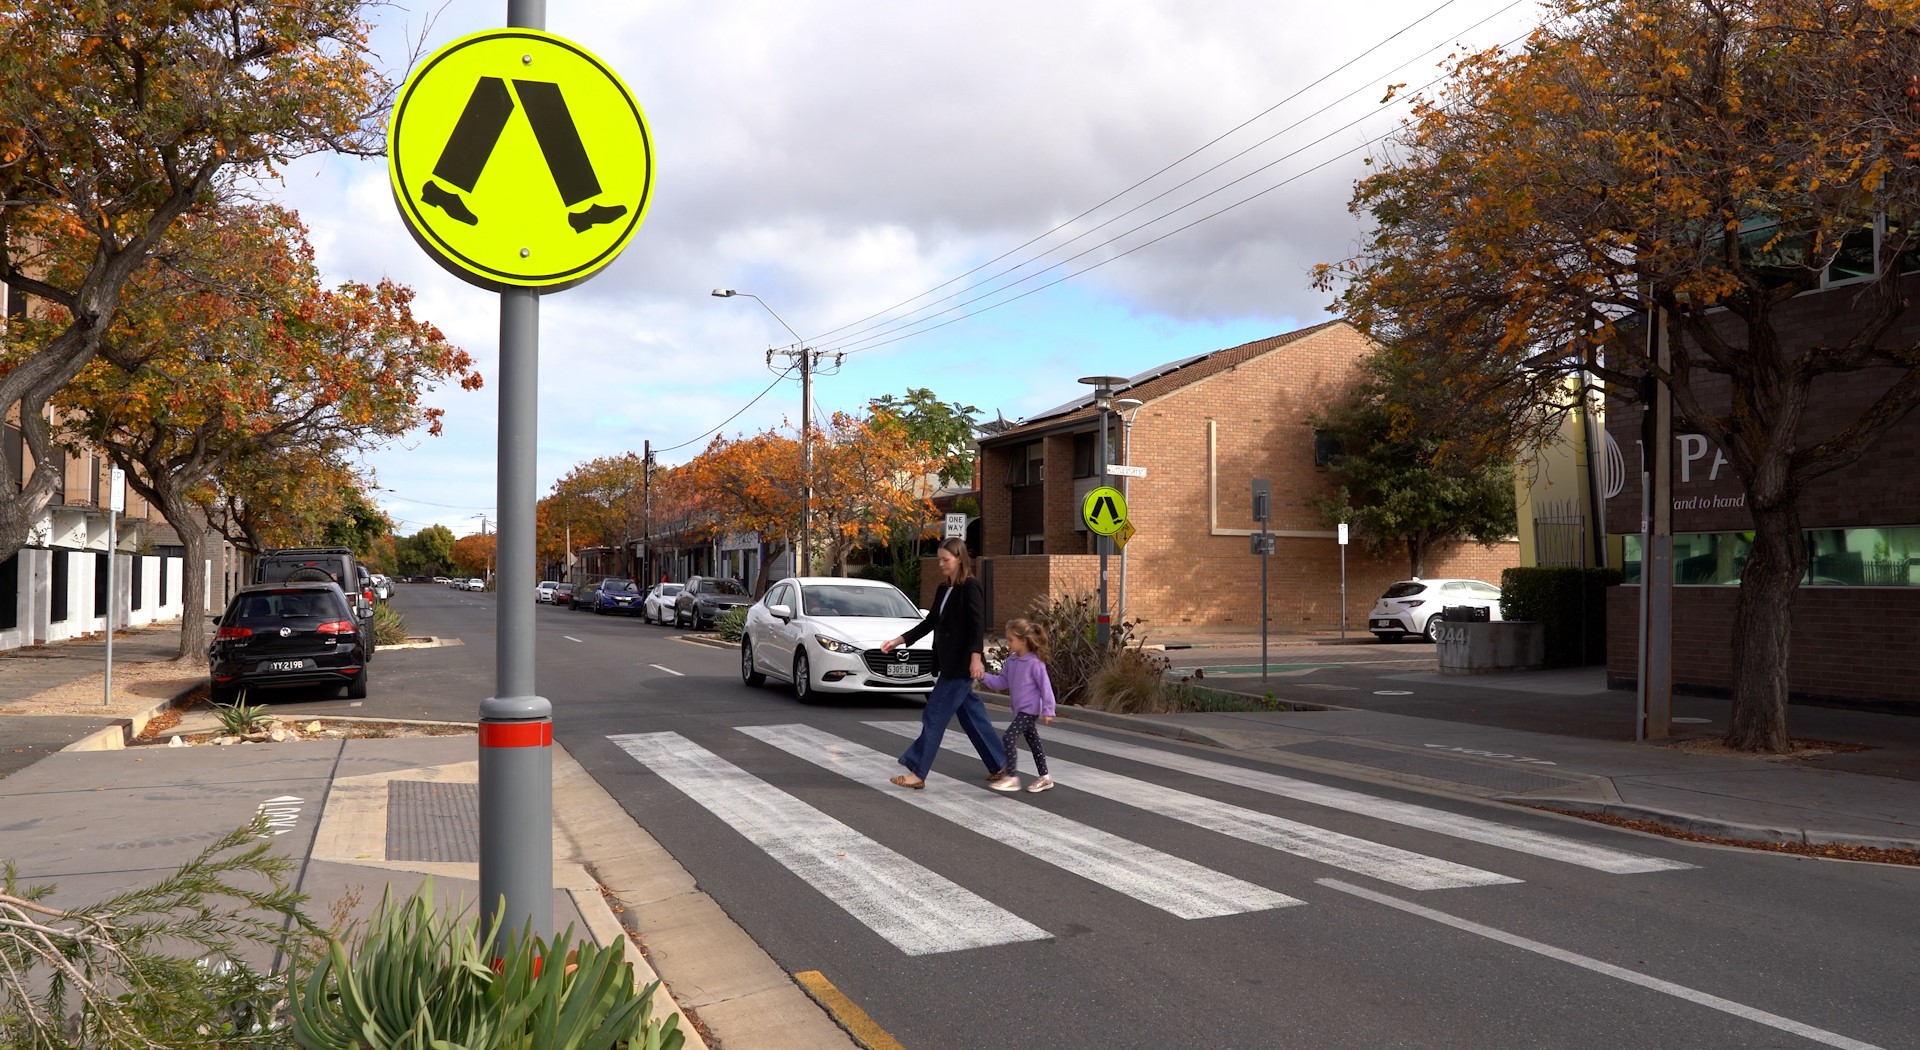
[814,635,862,654]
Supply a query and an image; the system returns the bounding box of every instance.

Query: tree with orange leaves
[1318,0,1920,751]
[0,0,394,562]
[452,532,497,581]
[812,408,945,576]
[55,205,476,658]
[674,430,802,592]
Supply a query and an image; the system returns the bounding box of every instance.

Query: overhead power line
[803,0,1520,353]
[651,364,799,454]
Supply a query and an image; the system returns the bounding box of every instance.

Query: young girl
[981,619,1057,793]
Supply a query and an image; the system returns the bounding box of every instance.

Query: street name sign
[388,28,654,291]
[1082,486,1128,536]
[1106,464,1147,478]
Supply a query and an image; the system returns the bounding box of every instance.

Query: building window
[1011,533,1045,555]
[130,555,143,611]
[1623,525,1920,586]
[1073,432,1096,478]
[94,552,108,616]
[1313,430,1343,468]
[51,550,68,622]
[1007,442,1044,486]
[0,553,16,631]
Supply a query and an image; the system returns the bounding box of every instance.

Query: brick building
[967,321,1519,635]
[1603,258,1920,704]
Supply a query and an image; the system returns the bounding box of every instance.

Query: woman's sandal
[889,774,925,790]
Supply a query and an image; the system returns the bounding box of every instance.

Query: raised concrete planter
[1435,621,1546,675]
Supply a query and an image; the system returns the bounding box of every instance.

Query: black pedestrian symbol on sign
[1089,494,1122,525]
[422,76,627,233]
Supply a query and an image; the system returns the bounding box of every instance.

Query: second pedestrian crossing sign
[388,29,654,291]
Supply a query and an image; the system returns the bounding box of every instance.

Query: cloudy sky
[266,0,1548,536]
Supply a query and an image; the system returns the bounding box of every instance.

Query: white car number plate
[266,659,307,672]
[884,663,920,678]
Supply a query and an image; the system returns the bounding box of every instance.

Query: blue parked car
[592,577,643,616]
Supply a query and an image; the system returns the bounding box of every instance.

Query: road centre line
[868,722,1518,891]
[1317,879,1883,1050]
[649,664,684,676]
[1041,727,1692,875]
[740,724,1300,919]
[564,636,584,644]
[608,731,1045,955]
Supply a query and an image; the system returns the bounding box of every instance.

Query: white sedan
[1368,577,1503,642]
[740,577,933,701]
[642,583,684,624]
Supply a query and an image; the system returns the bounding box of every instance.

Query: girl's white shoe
[987,776,1022,792]
[1024,775,1054,793]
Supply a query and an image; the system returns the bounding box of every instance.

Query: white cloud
[263,0,1546,533]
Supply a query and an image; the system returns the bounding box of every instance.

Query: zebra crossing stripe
[738,724,1301,920]
[1035,727,1694,875]
[608,731,1049,955]
[866,722,1519,891]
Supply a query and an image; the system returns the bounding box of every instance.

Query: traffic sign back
[388,29,654,291]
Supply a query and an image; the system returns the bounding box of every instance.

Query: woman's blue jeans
[898,676,1006,779]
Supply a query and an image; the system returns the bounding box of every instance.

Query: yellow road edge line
[793,969,907,1050]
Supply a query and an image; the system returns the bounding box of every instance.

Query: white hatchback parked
[739,577,932,701]
[1367,578,1503,643]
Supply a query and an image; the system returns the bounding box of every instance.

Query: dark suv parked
[674,575,751,629]
[252,546,376,656]
[209,582,369,703]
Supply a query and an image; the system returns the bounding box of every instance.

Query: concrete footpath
[0,729,866,1050]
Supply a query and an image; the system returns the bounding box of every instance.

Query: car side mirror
[769,603,792,621]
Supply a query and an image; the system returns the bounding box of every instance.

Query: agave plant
[288,881,683,1050]
[212,692,274,736]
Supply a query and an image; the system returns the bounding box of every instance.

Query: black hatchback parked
[209,582,368,704]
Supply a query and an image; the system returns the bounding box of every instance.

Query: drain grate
[385,781,479,862]
[1278,740,1579,793]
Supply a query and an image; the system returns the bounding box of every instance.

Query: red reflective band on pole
[1097,615,1111,624]
[479,721,553,748]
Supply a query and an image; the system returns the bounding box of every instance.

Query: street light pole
[714,288,813,576]
[1079,376,1129,649]
[1115,398,1143,629]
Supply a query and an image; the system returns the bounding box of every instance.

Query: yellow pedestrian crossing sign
[1082,486,1128,536]
[388,29,654,291]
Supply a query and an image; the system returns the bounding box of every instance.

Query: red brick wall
[1606,585,1920,702]
[970,323,1519,635]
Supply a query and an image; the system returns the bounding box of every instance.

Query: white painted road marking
[1042,727,1693,875]
[256,794,304,837]
[740,724,1300,920]
[868,722,1519,891]
[649,664,684,676]
[609,731,1046,956]
[564,636,585,644]
[1319,879,1883,1050]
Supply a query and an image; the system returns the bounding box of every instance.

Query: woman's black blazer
[898,577,985,680]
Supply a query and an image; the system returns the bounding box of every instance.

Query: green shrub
[715,606,748,642]
[1017,590,1147,706]
[288,880,683,1050]
[372,603,408,646]
[1,817,314,1049]
[1086,648,1174,714]
[1498,566,1623,667]
[213,693,273,736]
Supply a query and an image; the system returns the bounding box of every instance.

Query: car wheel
[741,637,767,686]
[792,650,813,703]
[1420,615,1438,642]
[593,605,604,615]
[346,668,369,700]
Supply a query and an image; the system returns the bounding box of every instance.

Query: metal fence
[1532,498,1587,568]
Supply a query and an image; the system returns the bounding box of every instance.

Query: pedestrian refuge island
[1434,618,1546,675]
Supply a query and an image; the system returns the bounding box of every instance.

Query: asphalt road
[289,586,1919,1050]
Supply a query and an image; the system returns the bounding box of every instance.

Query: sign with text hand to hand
[388,29,654,291]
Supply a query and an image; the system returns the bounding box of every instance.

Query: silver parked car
[739,577,933,701]
[1368,577,1503,643]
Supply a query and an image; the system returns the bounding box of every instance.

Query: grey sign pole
[103,467,123,707]
[478,0,554,947]
[1338,523,1348,641]
[1252,479,1271,680]
[1097,402,1111,648]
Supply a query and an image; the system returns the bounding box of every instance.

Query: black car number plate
[266,659,310,672]
[885,663,920,678]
